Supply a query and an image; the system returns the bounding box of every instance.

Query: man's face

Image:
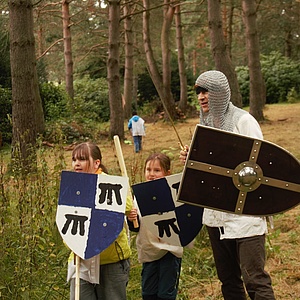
[197,91,209,113]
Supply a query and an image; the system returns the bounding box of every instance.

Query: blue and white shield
[56,171,128,259]
[132,173,203,247]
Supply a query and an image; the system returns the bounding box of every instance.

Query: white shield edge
[56,205,91,258]
[165,173,183,208]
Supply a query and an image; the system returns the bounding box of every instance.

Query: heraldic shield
[132,173,203,247]
[178,125,300,216]
[56,171,128,259]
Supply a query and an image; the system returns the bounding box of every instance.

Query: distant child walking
[128,111,145,153]
[67,142,132,300]
[128,153,183,300]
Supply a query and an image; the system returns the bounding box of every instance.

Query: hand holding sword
[179,144,189,164]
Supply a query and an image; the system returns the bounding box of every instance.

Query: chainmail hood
[195,70,246,132]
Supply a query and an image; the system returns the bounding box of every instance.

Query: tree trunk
[161,0,176,120]
[123,2,134,119]
[9,0,44,172]
[207,0,242,108]
[142,0,163,99]
[175,3,188,113]
[62,0,74,101]
[142,0,176,120]
[242,0,265,121]
[227,0,235,59]
[108,0,124,139]
[283,1,293,58]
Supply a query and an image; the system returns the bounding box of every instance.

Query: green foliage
[40,82,69,122]
[287,87,300,104]
[73,76,110,123]
[0,87,12,144]
[170,58,195,102]
[137,70,158,102]
[42,77,110,144]
[187,85,200,112]
[261,52,300,103]
[44,120,94,144]
[236,66,250,106]
[137,64,195,104]
[37,58,49,84]
[0,145,69,299]
[0,18,11,89]
[265,229,281,256]
[236,52,300,106]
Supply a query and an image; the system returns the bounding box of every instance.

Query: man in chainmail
[180,70,275,299]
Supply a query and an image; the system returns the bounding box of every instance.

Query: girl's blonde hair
[72,142,108,173]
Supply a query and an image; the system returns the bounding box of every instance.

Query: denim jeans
[70,259,130,300]
[207,226,275,300]
[142,252,181,300]
[133,135,143,153]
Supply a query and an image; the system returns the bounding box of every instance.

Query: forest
[0,0,300,299]
[0,0,300,162]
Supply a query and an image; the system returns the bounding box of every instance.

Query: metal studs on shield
[178,125,300,216]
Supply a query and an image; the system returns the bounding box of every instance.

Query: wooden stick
[75,254,80,300]
[113,135,139,228]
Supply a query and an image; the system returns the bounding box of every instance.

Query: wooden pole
[113,135,139,228]
[75,254,80,300]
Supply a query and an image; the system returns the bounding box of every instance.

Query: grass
[0,102,299,299]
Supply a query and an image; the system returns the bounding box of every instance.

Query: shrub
[42,77,110,143]
[236,52,300,105]
[236,66,250,106]
[72,76,110,123]
[0,146,69,299]
[39,82,69,121]
[261,52,300,104]
[287,87,300,104]
[0,86,12,144]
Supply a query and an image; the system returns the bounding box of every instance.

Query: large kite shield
[178,125,300,216]
[132,173,203,247]
[56,171,128,259]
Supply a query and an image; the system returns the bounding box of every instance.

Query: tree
[161,0,176,119]
[62,0,74,100]
[9,0,45,171]
[107,0,124,139]
[207,0,242,107]
[242,0,265,121]
[123,2,134,119]
[257,1,300,61]
[142,0,176,120]
[175,3,188,113]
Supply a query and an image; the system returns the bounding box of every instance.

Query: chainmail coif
[195,70,246,132]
